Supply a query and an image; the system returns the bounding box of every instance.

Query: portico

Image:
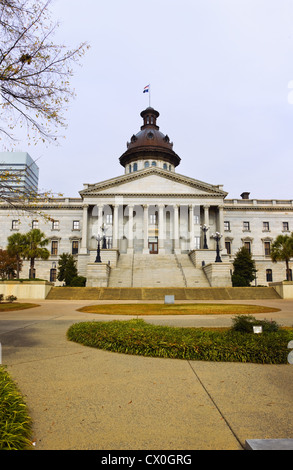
[79,197,226,255]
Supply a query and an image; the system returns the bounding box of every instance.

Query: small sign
[253,326,263,334]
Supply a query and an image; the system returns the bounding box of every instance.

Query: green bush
[0,366,32,450]
[231,315,279,333]
[231,273,249,287]
[67,318,293,365]
[69,276,86,287]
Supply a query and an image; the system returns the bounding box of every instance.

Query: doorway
[148,237,158,254]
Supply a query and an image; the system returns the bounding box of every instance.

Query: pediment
[79,168,227,197]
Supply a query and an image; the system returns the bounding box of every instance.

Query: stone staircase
[108,254,133,287]
[46,286,281,300]
[108,253,210,288]
[174,253,210,288]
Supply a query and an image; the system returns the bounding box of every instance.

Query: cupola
[119,107,181,174]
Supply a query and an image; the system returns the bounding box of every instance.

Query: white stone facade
[0,108,292,287]
[0,169,292,287]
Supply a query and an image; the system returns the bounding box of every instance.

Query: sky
[4,0,293,199]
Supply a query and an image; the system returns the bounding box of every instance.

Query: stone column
[218,205,225,251]
[158,204,165,254]
[97,205,103,228]
[80,204,89,254]
[202,205,210,249]
[127,205,134,253]
[204,205,210,226]
[189,204,195,250]
[143,204,149,254]
[112,204,119,249]
[174,204,180,253]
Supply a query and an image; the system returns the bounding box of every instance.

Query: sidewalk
[1,299,293,450]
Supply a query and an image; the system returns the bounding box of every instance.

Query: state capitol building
[0,107,292,288]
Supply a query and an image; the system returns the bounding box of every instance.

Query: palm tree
[7,232,26,279]
[270,234,293,281]
[22,229,50,279]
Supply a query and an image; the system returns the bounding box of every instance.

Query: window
[264,241,271,256]
[12,220,18,230]
[50,268,57,282]
[225,241,231,255]
[243,221,250,231]
[283,222,289,232]
[263,222,270,231]
[224,221,230,231]
[144,161,149,168]
[163,163,167,170]
[149,214,157,224]
[106,214,113,224]
[52,220,59,230]
[244,241,251,253]
[32,220,38,229]
[151,161,156,166]
[51,241,58,255]
[266,269,273,282]
[133,163,138,171]
[73,220,80,230]
[194,236,200,250]
[72,241,79,255]
[194,215,200,225]
[129,164,132,173]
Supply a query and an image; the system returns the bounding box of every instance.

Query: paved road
[1,299,293,451]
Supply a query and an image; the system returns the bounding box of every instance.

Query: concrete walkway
[1,298,293,450]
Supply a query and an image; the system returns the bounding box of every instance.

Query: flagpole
[149,84,151,107]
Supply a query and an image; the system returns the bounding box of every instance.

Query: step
[46,286,281,300]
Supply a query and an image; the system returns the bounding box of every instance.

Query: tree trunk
[29,257,35,279]
[286,259,291,281]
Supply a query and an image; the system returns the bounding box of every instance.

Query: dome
[119,107,181,169]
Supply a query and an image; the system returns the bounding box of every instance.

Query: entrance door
[148,237,158,254]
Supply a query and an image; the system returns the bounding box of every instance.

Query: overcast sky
[6,0,293,199]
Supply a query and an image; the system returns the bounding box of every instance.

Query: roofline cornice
[80,167,227,197]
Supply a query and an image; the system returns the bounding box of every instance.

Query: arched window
[266,269,273,282]
[163,163,167,170]
[133,162,138,171]
[50,268,57,282]
[151,161,156,166]
[129,164,132,173]
[144,161,149,168]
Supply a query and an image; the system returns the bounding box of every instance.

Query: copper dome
[119,107,181,168]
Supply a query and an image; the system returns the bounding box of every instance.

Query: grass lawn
[0,302,39,312]
[77,303,280,316]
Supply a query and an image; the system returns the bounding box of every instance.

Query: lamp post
[201,224,209,249]
[212,232,222,262]
[92,234,102,263]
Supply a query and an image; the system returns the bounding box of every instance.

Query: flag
[143,84,150,93]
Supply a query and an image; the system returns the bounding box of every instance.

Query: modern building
[0,108,292,287]
[0,151,39,196]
